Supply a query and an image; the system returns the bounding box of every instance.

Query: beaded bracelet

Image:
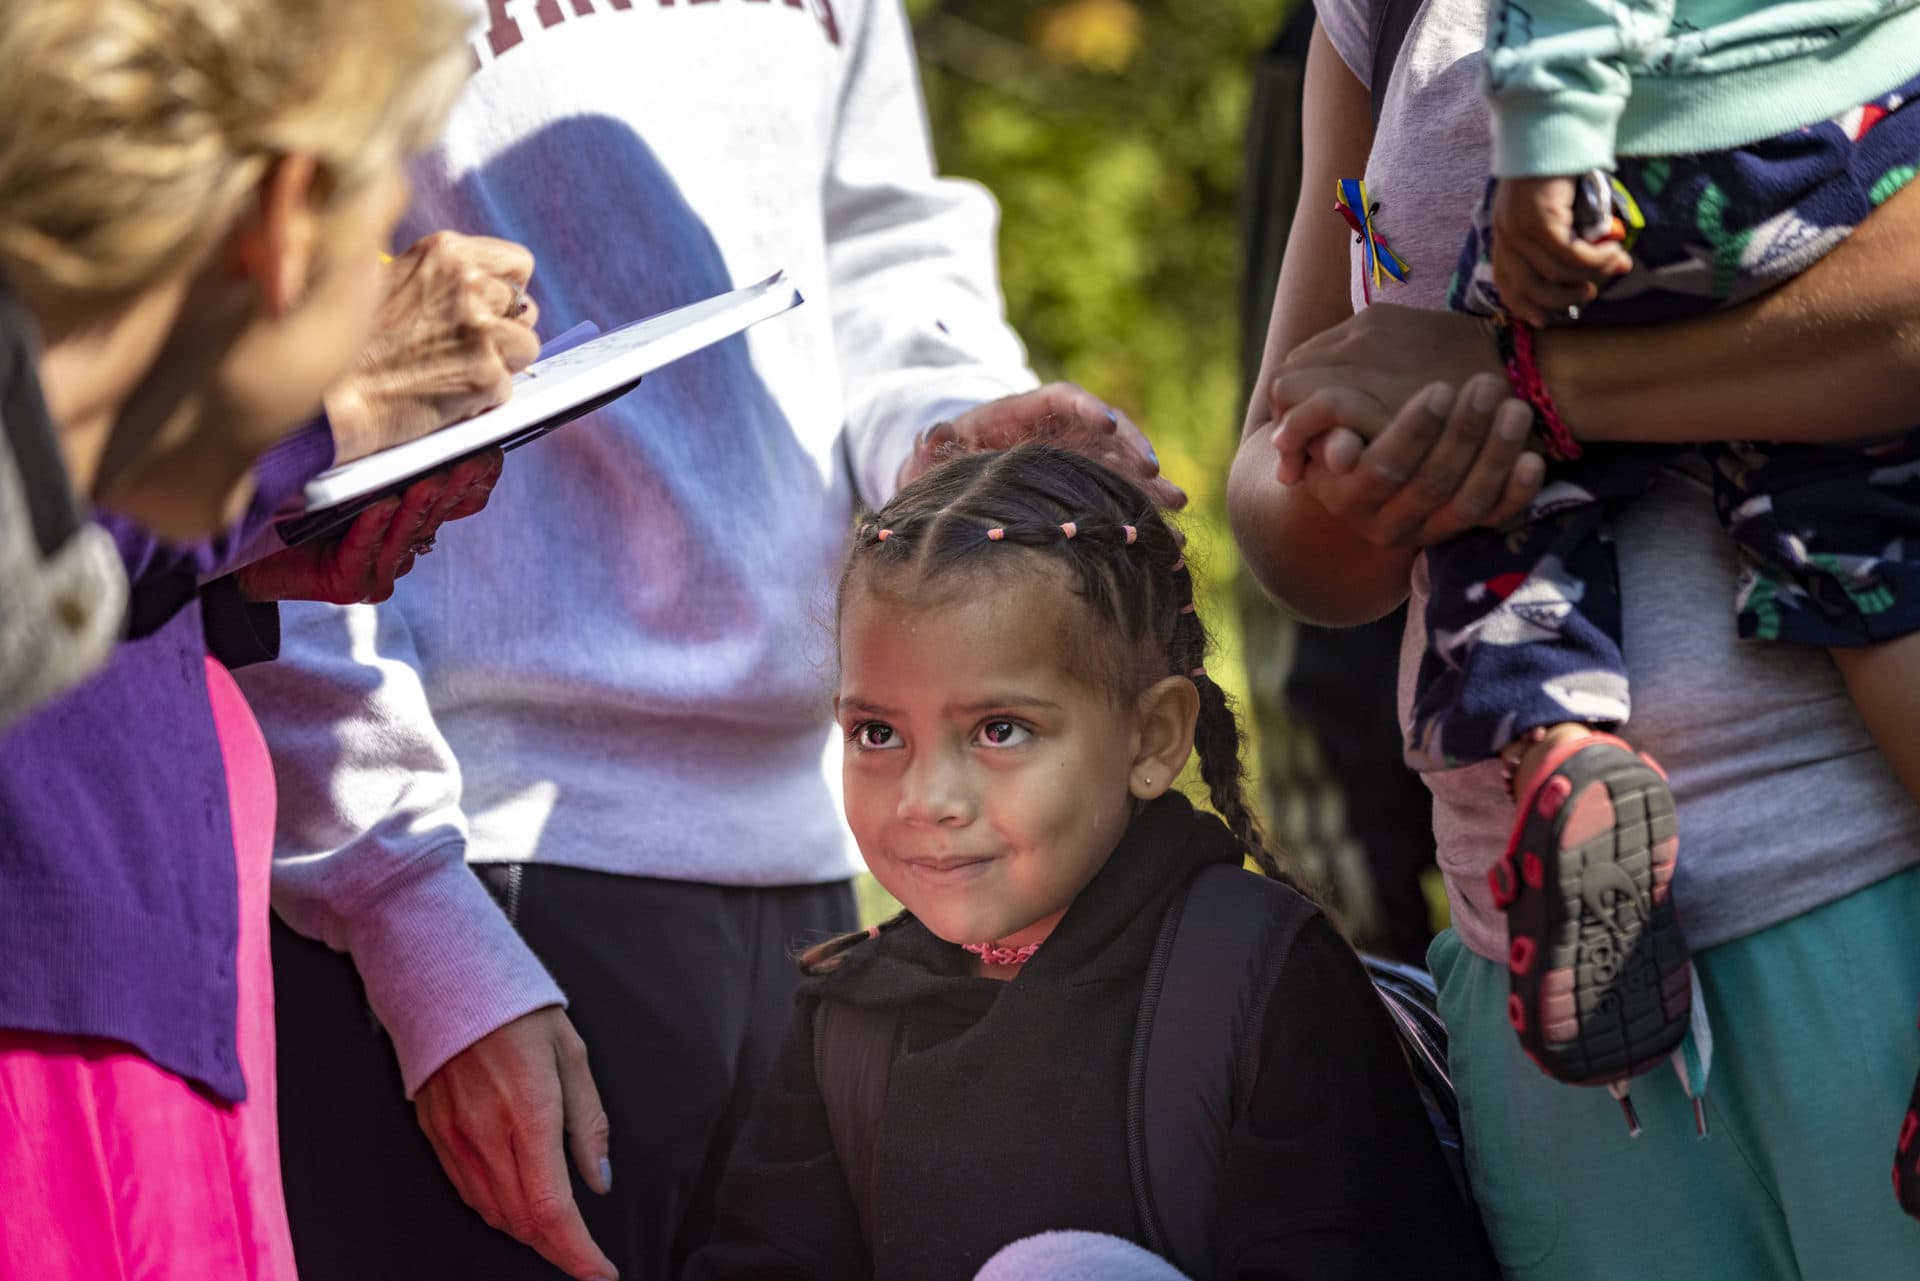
[1494,319,1582,463]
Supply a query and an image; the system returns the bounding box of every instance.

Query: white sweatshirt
[237,0,1037,1094]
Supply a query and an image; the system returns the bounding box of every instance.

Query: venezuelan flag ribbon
[1335,178,1408,303]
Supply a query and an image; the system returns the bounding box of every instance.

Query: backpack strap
[1365,0,1424,126]
[812,998,903,1244]
[1128,865,1318,1280]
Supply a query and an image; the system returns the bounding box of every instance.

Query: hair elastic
[1171,557,1185,572]
[1190,666,1207,679]
[1122,525,1137,544]
[986,527,1005,541]
[877,528,893,542]
[1060,522,1078,539]
[860,523,874,539]
[1179,603,1195,615]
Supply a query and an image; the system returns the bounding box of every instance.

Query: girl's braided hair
[802,442,1292,974]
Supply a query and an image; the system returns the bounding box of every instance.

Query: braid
[1164,553,1288,885]
[796,909,911,975]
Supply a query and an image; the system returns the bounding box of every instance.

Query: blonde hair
[0,0,471,295]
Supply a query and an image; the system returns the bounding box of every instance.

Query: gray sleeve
[1315,0,1374,88]
[822,0,1039,508]
[0,415,123,728]
[237,598,567,1097]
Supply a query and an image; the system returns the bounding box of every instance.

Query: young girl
[684,444,1494,1281]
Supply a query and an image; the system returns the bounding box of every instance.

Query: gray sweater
[237,0,1037,1094]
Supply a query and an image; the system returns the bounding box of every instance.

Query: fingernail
[1496,404,1531,442]
[1140,437,1158,466]
[1471,378,1502,414]
[1426,384,1456,417]
[599,1157,613,1192]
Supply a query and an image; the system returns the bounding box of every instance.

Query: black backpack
[814,866,1479,1281]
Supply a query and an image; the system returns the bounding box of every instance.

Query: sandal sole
[1495,741,1689,1084]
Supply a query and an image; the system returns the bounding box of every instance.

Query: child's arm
[1482,0,1671,183]
[1228,24,1547,628]
[1212,916,1499,1279]
[682,1000,873,1281]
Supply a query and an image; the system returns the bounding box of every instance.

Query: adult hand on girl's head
[324,232,541,464]
[901,382,1187,509]
[233,449,503,603]
[1287,375,1545,550]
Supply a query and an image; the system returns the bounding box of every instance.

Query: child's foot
[1895,1063,1920,1217]
[1489,725,1691,1085]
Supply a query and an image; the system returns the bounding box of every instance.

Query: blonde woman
[0,1,486,1276]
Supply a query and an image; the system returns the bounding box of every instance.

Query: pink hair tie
[860,523,875,539]
[986,527,1006,541]
[877,528,894,542]
[1179,603,1195,615]
[1190,666,1207,679]
[1122,525,1138,544]
[1060,522,1078,540]
[1172,557,1186,572]
[866,924,882,940]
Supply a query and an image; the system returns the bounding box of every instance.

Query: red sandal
[1492,731,1690,1085]
[1893,1050,1920,1217]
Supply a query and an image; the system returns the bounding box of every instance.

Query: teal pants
[1432,864,1920,1280]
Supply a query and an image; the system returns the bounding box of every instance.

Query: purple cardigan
[0,408,330,1103]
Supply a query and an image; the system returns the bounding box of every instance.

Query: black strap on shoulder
[812,999,902,1245]
[1128,865,1317,1281]
[1366,0,1424,126]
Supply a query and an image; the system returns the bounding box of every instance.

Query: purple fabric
[0,417,332,1103]
[104,417,334,612]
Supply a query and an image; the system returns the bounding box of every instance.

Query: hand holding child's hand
[1491,176,1632,327]
[1276,374,1545,549]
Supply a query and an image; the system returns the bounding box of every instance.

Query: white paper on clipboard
[276,270,802,542]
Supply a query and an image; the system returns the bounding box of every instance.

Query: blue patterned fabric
[1410,75,1920,769]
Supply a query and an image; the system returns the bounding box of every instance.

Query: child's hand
[1268,378,1390,486]
[1491,176,1631,327]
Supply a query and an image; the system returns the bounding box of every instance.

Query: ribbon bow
[1335,178,1409,303]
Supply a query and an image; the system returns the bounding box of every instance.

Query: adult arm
[821,0,1037,506]
[236,601,615,1281]
[1214,916,1499,1280]
[1226,25,1543,626]
[1270,179,1920,450]
[683,999,874,1281]
[822,0,1176,507]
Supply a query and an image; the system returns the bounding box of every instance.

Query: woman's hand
[900,382,1186,509]
[235,450,503,604]
[324,233,541,464]
[1285,374,1545,550]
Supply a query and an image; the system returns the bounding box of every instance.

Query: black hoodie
[687,793,1496,1281]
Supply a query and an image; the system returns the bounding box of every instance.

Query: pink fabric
[0,659,294,1279]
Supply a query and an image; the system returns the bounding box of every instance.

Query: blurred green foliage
[912,0,1290,793]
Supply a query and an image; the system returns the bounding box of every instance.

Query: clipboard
[276,271,803,545]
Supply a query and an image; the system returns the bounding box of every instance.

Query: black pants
[272,864,857,1281]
